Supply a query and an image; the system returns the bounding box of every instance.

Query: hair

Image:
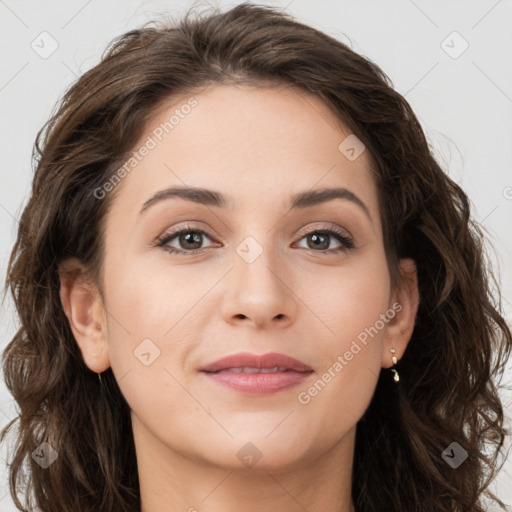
[1,2,511,511]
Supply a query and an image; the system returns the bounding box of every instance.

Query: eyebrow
[140,185,372,221]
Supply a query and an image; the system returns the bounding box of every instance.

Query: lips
[200,351,313,395]
[200,351,313,373]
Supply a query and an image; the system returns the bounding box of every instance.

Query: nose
[220,247,298,330]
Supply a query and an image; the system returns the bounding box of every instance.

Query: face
[71,83,416,475]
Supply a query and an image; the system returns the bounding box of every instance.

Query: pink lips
[200,352,313,395]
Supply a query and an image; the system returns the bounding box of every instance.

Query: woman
[1,3,511,511]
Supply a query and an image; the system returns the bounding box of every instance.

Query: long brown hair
[2,3,511,511]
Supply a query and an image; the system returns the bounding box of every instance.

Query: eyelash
[155,222,354,256]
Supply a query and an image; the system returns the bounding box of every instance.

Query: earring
[390,348,399,383]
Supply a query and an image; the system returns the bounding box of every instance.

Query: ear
[381,258,420,368]
[58,257,110,374]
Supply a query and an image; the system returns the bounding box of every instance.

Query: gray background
[1,0,511,510]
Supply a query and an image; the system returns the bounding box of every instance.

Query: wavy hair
[2,3,511,511]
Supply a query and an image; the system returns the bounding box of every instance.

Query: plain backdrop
[1,0,511,510]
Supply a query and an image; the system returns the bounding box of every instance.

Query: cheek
[101,267,193,423]
[104,255,197,336]
[100,262,182,378]
[307,249,391,343]
[295,251,390,411]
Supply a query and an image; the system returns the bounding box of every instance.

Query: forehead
[109,83,380,224]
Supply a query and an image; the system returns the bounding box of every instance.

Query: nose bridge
[235,232,287,295]
[222,231,297,327]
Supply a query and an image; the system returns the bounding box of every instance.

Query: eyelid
[295,222,352,240]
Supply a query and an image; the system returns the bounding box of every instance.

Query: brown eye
[295,227,354,254]
[156,225,217,254]
[174,231,204,250]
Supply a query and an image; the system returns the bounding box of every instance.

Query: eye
[155,223,218,254]
[293,225,354,254]
[155,223,354,255]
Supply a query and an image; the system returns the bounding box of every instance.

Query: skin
[59,83,419,512]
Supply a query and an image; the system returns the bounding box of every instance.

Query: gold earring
[390,348,399,383]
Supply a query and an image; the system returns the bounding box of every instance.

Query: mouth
[200,351,313,373]
[209,366,292,374]
[200,352,313,395]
